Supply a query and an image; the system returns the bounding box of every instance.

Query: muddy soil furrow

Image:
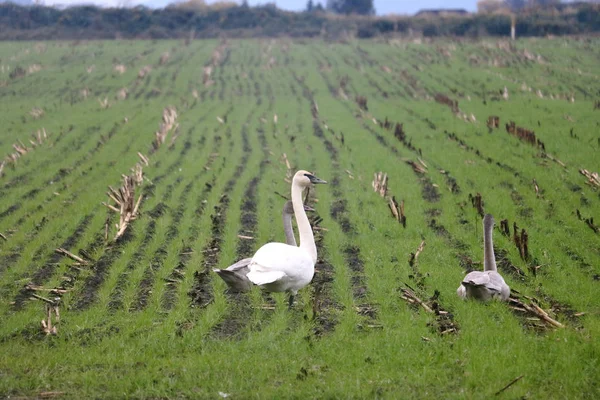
[0,122,104,196]
[188,116,252,308]
[311,218,342,337]
[329,175,378,323]
[12,213,94,310]
[0,245,23,280]
[211,118,272,338]
[129,177,186,312]
[293,67,379,330]
[105,114,212,311]
[188,193,228,308]
[162,175,217,310]
[64,103,214,311]
[106,218,158,312]
[235,176,259,259]
[313,51,462,202]
[73,113,203,312]
[0,120,125,261]
[444,130,528,184]
[161,135,221,310]
[210,178,257,338]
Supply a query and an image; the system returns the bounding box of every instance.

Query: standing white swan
[457,214,510,301]
[213,200,310,292]
[247,170,327,307]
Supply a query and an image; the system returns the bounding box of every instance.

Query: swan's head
[283,200,314,215]
[483,214,495,226]
[293,170,327,187]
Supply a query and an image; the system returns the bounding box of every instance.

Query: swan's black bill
[305,173,327,184]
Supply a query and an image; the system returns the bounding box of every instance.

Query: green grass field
[0,37,599,398]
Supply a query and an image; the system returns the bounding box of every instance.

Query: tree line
[0,1,597,40]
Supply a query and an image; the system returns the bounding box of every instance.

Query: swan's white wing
[249,243,313,277]
[247,243,314,292]
[247,270,287,286]
[226,258,252,272]
[460,271,509,301]
[462,271,491,286]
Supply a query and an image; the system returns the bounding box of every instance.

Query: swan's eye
[304,173,314,179]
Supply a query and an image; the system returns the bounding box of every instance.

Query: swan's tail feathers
[462,274,490,287]
[226,258,252,272]
[213,269,252,292]
[247,270,287,286]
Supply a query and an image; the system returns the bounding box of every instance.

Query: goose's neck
[291,182,317,264]
[483,218,497,272]
[282,209,297,247]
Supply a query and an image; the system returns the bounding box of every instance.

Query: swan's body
[247,170,326,307]
[457,214,510,301]
[213,201,304,292]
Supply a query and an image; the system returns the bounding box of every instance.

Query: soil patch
[13,214,93,310]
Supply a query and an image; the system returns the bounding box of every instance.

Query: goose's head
[283,200,314,215]
[293,170,327,188]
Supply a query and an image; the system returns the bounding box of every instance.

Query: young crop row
[0,37,598,398]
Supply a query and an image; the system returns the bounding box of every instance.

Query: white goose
[247,170,326,307]
[457,214,510,301]
[213,200,311,292]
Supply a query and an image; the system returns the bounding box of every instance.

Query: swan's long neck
[282,209,297,247]
[291,182,317,264]
[483,216,497,272]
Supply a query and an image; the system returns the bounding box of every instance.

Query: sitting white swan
[213,200,311,292]
[247,170,326,307]
[457,214,510,301]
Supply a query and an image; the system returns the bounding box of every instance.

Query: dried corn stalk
[41,303,60,336]
[372,171,388,197]
[408,240,426,267]
[55,248,89,265]
[29,107,44,119]
[282,153,292,181]
[116,87,128,101]
[1,129,49,175]
[400,287,433,313]
[137,152,149,166]
[159,52,170,65]
[203,66,213,87]
[508,296,564,328]
[102,175,143,241]
[98,97,109,109]
[579,169,600,188]
[138,65,152,79]
[406,159,427,174]
[131,163,144,185]
[113,64,126,74]
[153,106,178,150]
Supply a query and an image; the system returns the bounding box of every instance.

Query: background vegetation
[0,1,598,39]
[0,36,599,398]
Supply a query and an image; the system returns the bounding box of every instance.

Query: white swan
[213,200,310,292]
[247,170,326,307]
[457,214,510,301]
